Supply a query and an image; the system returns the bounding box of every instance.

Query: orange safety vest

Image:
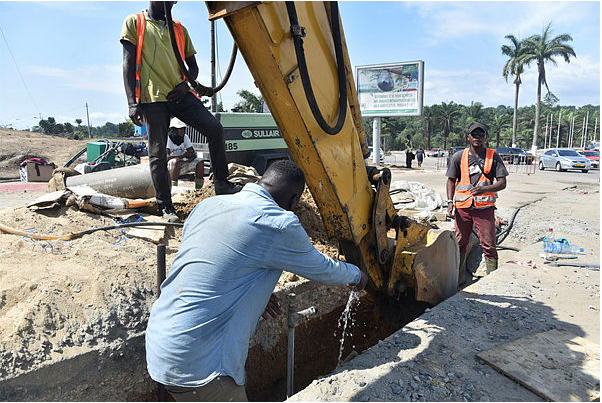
[454,148,497,209]
[135,12,188,103]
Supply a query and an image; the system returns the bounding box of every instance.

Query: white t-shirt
[166,134,193,156]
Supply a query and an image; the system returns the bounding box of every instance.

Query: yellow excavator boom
[206,1,458,304]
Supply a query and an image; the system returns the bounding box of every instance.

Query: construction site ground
[0,132,599,401]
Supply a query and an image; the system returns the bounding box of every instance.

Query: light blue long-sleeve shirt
[145,183,361,387]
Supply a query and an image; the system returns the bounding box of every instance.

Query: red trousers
[454,207,498,260]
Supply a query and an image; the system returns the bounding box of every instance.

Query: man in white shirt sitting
[166,117,205,190]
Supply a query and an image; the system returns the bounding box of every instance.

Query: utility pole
[210,20,217,113]
[569,114,575,148]
[556,111,561,148]
[372,117,381,164]
[548,113,554,149]
[580,116,586,148]
[544,114,549,149]
[584,110,590,147]
[594,118,598,142]
[85,102,91,139]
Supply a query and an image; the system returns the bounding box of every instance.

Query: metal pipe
[157,243,166,297]
[286,293,296,398]
[286,293,318,398]
[156,243,167,402]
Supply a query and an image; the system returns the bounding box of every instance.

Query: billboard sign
[356,61,424,117]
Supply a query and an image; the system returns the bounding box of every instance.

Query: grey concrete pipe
[66,164,155,199]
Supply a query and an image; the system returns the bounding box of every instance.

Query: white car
[367,146,385,164]
[539,148,591,173]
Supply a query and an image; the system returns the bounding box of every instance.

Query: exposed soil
[0,178,340,383]
[0,128,89,180]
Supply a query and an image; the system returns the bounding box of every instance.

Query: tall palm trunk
[531,63,544,154]
[512,76,521,147]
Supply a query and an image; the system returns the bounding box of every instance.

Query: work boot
[214,179,241,195]
[171,180,178,187]
[194,178,204,190]
[160,205,180,223]
[485,258,498,274]
[458,252,467,286]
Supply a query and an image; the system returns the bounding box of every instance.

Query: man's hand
[261,293,283,320]
[129,104,144,126]
[469,186,487,196]
[348,270,368,292]
[167,81,190,103]
[447,202,454,218]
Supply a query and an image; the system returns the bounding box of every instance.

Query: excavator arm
[205,1,458,304]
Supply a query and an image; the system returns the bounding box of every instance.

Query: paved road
[384,151,600,210]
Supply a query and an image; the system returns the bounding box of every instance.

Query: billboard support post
[372,117,381,164]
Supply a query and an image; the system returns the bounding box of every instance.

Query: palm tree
[231,90,263,113]
[490,113,512,147]
[437,101,461,150]
[466,101,484,125]
[502,34,526,148]
[520,23,576,154]
[421,106,436,150]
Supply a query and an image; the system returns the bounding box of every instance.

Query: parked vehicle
[446,146,466,167]
[586,142,600,151]
[426,148,444,157]
[496,147,535,165]
[578,150,599,168]
[367,146,385,164]
[539,148,590,173]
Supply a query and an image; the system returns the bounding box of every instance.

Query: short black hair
[263,159,305,189]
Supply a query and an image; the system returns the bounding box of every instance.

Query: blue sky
[0,1,599,130]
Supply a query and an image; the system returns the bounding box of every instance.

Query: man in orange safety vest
[120,1,240,223]
[446,123,508,285]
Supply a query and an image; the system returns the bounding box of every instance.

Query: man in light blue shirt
[146,160,367,401]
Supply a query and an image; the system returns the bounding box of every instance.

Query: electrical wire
[0,25,40,117]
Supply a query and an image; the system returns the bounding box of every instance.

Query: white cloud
[410,1,596,44]
[27,64,123,95]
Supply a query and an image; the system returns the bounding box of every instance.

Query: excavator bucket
[413,229,459,304]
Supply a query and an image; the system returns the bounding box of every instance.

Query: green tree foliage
[519,22,576,151]
[502,34,527,146]
[231,90,263,113]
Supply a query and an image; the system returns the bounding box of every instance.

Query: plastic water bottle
[543,228,555,242]
[543,241,584,254]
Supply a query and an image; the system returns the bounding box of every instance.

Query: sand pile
[0,186,340,380]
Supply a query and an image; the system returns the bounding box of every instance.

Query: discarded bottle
[543,241,584,254]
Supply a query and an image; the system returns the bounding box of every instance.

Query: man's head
[257,160,305,211]
[169,117,186,137]
[467,122,488,148]
[149,1,176,19]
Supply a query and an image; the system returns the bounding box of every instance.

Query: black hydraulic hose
[285,1,347,135]
[496,207,521,245]
[64,146,87,168]
[164,3,237,96]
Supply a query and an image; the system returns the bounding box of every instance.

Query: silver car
[539,148,591,173]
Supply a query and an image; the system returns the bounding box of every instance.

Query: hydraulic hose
[164,3,237,96]
[0,221,183,242]
[285,1,347,135]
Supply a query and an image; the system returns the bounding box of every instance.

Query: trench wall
[0,280,355,401]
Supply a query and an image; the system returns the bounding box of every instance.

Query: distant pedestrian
[446,123,508,285]
[405,144,415,169]
[416,147,424,167]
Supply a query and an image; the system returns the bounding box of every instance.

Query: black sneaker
[214,179,241,195]
[160,205,180,223]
